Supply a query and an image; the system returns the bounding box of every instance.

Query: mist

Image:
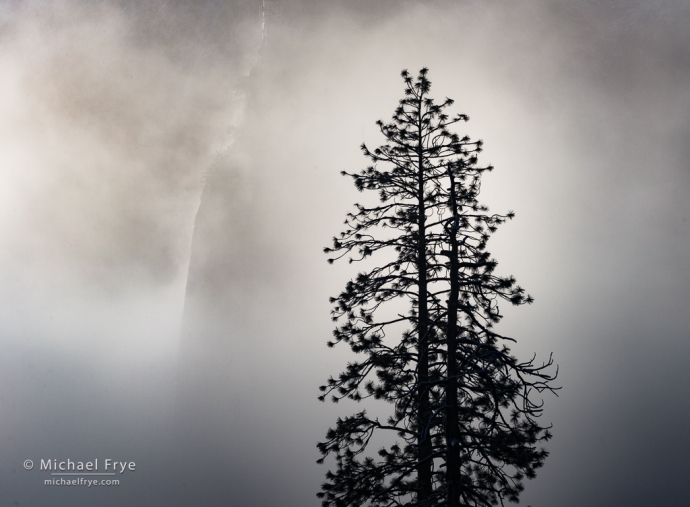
[1,1,689,506]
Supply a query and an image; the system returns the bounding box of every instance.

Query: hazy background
[1,0,689,505]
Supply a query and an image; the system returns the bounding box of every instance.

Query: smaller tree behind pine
[317,68,558,507]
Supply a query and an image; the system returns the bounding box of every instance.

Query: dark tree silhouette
[318,68,558,507]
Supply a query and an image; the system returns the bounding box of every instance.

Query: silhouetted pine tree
[318,68,557,507]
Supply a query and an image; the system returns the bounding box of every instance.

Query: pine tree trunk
[445,172,461,507]
[416,105,433,503]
